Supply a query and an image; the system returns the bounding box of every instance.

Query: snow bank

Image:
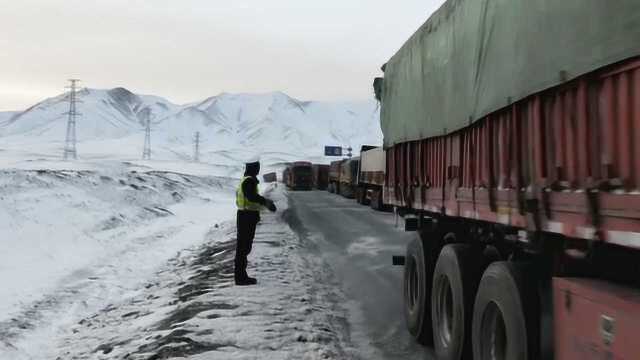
[1,184,357,360]
[0,166,237,356]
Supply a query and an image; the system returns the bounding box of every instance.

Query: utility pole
[142,114,151,160]
[194,131,200,162]
[63,79,81,160]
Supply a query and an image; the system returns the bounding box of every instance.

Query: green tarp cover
[380,0,640,147]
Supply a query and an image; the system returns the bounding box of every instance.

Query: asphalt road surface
[286,190,434,360]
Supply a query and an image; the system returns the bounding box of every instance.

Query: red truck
[377,2,640,360]
[328,160,344,194]
[312,164,329,190]
[283,161,313,191]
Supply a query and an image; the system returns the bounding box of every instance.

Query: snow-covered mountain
[0,88,382,174]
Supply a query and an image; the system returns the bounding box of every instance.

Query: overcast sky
[0,0,445,111]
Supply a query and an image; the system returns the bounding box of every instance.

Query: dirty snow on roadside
[0,165,356,359]
[0,165,236,357]
[53,186,355,359]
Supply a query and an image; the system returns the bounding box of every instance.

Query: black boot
[235,276,257,286]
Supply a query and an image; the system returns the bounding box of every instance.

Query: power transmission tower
[194,131,200,162]
[142,114,151,160]
[63,79,81,160]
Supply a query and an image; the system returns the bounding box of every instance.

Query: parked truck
[262,172,277,184]
[356,146,386,210]
[377,2,640,360]
[328,160,343,194]
[283,161,313,190]
[312,164,329,190]
[339,157,359,199]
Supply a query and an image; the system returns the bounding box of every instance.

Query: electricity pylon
[63,79,81,160]
[194,131,200,162]
[142,114,151,160]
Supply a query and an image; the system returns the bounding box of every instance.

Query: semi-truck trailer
[312,164,329,190]
[283,161,313,190]
[377,1,640,360]
[356,146,386,210]
[339,157,359,199]
[328,160,344,194]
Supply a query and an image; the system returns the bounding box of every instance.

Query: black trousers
[235,210,260,280]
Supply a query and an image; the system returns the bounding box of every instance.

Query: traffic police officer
[235,159,276,285]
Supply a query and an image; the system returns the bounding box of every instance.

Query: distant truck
[262,172,277,183]
[339,157,359,199]
[283,161,313,190]
[312,164,329,190]
[356,146,386,210]
[377,1,640,360]
[328,160,344,194]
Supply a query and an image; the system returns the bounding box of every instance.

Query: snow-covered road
[0,168,357,359]
[286,191,434,360]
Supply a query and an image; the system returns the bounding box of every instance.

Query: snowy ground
[0,87,384,359]
[0,162,356,359]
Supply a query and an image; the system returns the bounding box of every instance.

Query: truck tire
[472,262,540,360]
[357,187,367,205]
[355,187,364,204]
[432,244,485,360]
[403,237,435,345]
[370,189,380,210]
[361,188,371,205]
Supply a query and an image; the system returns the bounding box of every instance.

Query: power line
[194,131,200,162]
[142,113,151,160]
[63,79,81,160]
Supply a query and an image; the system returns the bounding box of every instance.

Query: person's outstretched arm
[242,177,277,212]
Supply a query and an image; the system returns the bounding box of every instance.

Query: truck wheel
[472,262,539,360]
[355,188,363,204]
[432,244,484,360]
[403,237,435,345]
[370,189,379,210]
[361,189,371,205]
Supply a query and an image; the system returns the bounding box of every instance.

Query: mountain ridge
[0,87,382,169]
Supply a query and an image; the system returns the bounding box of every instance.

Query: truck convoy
[370,1,640,360]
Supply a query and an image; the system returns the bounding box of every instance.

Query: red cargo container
[312,164,329,190]
[553,277,640,360]
[385,57,640,360]
[283,161,313,191]
[385,58,640,247]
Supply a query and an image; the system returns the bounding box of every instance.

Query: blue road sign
[324,146,343,156]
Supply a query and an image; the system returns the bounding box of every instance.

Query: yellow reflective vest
[236,176,262,211]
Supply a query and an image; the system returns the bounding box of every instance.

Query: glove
[266,199,277,212]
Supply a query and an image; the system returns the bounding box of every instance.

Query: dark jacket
[242,176,267,206]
